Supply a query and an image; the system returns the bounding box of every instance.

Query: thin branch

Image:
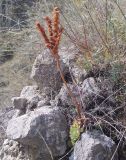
[84,4,112,55]
[113,0,126,22]
[111,130,126,160]
[105,0,108,42]
[37,129,54,160]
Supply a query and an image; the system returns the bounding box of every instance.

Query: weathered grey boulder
[31,49,69,95]
[6,106,68,159]
[55,84,83,125]
[70,131,118,160]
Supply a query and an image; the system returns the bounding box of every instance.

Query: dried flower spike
[35,21,50,46]
[35,7,63,58]
[36,7,84,124]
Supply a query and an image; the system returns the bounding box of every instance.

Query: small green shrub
[70,120,81,145]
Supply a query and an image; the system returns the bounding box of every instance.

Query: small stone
[11,97,27,110]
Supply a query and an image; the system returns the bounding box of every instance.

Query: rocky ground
[0,46,125,160]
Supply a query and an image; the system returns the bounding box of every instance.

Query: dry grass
[0,51,34,108]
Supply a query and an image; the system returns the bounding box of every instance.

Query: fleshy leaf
[70,120,81,145]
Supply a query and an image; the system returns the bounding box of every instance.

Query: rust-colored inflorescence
[36,7,63,57]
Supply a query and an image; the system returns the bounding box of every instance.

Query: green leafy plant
[70,120,81,145]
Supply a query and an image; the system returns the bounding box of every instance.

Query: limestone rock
[70,131,118,160]
[11,97,27,110]
[31,49,69,95]
[6,106,68,159]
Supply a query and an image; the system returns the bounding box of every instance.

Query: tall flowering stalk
[36,7,85,124]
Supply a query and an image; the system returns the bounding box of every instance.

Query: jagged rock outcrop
[70,130,118,160]
[31,49,69,96]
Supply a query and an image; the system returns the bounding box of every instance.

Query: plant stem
[56,57,82,121]
[106,0,108,42]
